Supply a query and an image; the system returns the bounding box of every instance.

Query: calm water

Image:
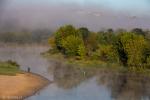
[0,46,149,100]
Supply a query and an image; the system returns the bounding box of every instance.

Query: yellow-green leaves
[120,33,147,67]
[62,35,84,56]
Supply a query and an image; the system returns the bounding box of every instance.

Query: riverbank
[0,72,50,100]
[43,52,150,76]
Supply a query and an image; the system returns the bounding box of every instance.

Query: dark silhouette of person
[28,67,30,72]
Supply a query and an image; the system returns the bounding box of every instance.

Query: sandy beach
[0,72,50,100]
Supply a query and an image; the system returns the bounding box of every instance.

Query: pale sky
[0,0,150,31]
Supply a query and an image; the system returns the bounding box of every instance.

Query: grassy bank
[0,60,21,75]
[0,60,50,99]
[43,51,124,69]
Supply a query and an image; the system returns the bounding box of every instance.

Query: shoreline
[43,52,150,76]
[0,72,50,100]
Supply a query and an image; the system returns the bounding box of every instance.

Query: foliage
[93,45,118,62]
[97,32,117,45]
[77,27,90,42]
[48,25,150,70]
[86,32,99,53]
[146,56,150,68]
[77,44,86,59]
[131,28,146,36]
[62,35,84,56]
[54,25,77,50]
[119,32,147,67]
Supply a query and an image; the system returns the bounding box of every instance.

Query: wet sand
[0,72,50,100]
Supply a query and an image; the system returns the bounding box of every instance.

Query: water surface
[0,46,149,100]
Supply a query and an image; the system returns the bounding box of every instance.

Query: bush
[93,45,118,62]
[77,44,86,59]
[6,60,20,68]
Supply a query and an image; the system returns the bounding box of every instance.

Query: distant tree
[97,32,117,45]
[131,28,145,36]
[77,27,90,42]
[86,32,99,54]
[31,29,51,43]
[107,28,114,33]
[115,28,127,34]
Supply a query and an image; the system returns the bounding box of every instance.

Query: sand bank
[0,72,50,100]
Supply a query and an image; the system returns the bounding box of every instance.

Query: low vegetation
[0,60,21,75]
[47,25,150,71]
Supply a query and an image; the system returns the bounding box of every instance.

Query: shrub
[94,45,118,62]
[77,44,86,59]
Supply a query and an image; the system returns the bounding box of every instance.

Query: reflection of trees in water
[49,61,150,99]
[97,71,150,100]
[52,61,96,89]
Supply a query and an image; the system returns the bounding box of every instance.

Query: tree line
[49,25,150,69]
[0,29,52,44]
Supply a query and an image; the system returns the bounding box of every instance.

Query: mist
[0,0,150,32]
[0,0,7,22]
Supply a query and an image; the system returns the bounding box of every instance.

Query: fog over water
[0,0,150,31]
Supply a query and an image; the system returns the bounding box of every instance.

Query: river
[0,45,149,100]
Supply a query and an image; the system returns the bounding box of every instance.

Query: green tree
[107,28,114,33]
[55,25,77,50]
[97,32,117,45]
[131,28,145,36]
[62,35,84,56]
[86,32,99,53]
[119,32,147,67]
[77,27,90,42]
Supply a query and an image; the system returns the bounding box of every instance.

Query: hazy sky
[0,0,150,31]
